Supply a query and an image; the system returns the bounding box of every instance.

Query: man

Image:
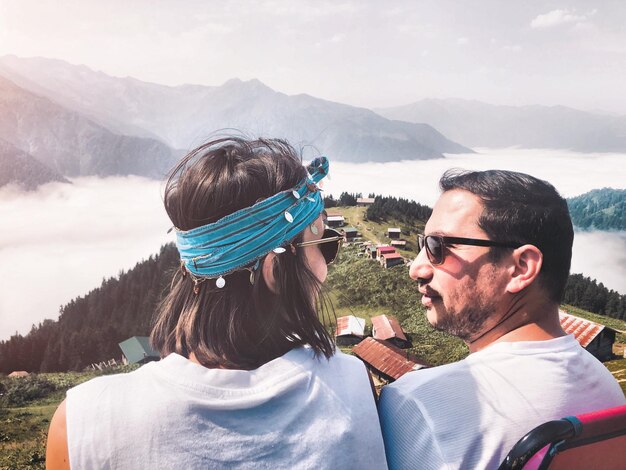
[378,169,625,469]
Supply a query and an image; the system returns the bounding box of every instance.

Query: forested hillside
[567,188,626,230]
[2,199,625,373]
[0,245,179,373]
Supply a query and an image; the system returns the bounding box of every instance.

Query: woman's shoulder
[67,361,158,400]
[288,347,370,383]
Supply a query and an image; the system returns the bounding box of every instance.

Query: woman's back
[47,137,388,469]
[66,348,387,469]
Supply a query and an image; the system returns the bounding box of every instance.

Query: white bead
[284,211,294,223]
[216,276,226,288]
[273,247,286,254]
[292,190,301,199]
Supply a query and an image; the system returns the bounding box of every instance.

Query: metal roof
[352,338,427,380]
[344,227,358,233]
[371,315,408,342]
[357,197,375,204]
[559,311,606,348]
[382,253,403,259]
[388,228,401,233]
[378,246,396,254]
[119,336,160,364]
[327,215,344,221]
[8,371,29,377]
[336,315,366,337]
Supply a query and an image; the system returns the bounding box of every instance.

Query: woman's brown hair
[150,137,335,369]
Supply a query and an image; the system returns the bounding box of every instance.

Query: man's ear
[506,245,543,294]
[261,252,278,293]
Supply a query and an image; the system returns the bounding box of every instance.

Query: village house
[387,228,401,239]
[119,336,160,365]
[356,197,375,207]
[326,214,345,228]
[8,370,29,378]
[342,227,359,241]
[376,245,396,259]
[381,252,404,269]
[559,311,617,362]
[390,240,407,248]
[352,337,429,384]
[371,314,411,348]
[335,315,367,346]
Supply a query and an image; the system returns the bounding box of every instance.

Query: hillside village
[2,202,626,469]
[320,204,626,392]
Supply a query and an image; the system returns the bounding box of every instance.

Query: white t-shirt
[378,334,625,470]
[67,348,388,469]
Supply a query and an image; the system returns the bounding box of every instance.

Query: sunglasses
[294,228,343,264]
[418,234,522,266]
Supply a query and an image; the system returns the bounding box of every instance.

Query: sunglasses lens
[320,229,341,264]
[426,236,444,264]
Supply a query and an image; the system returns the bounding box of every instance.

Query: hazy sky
[1,1,626,113]
[1,149,625,341]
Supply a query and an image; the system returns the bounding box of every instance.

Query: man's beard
[431,286,499,342]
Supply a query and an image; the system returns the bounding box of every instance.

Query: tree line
[563,274,626,321]
[1,195,624,373]
[567,187,626,231]
[0,244,179,374]
[365,195,433,223]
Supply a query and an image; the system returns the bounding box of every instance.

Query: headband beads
[175,157,330,289]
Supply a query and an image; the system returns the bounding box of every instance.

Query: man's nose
[409,248,433,281]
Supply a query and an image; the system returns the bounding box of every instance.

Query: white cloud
[571,231,626,295]
[457,37,469,45]
[1,149,625,341]
[530,9,588,29]
[0,177,173,341]
[502,44,522,52]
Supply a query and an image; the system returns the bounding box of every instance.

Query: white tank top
[66,347,388,469]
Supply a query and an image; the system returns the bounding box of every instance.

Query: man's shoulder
[383,357,472,396]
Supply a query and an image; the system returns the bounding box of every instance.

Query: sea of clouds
[1,148,625,340]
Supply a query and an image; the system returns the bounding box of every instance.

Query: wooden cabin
[371,314,411,348]
[559,311,617,362]
[335,315,367,346]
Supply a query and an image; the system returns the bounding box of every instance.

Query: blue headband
[175,157,329,285]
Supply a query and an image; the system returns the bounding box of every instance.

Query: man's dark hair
[151,136,334,370]
[439,169,574,303]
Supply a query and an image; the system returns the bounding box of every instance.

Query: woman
[46,137,387,469]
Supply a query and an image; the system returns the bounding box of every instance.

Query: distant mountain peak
[0,55,471,163]
[221,77,274,93]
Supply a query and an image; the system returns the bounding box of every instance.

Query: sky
[1,149,625,341]
[1,1,626,113]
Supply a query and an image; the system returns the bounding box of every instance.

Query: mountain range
[0,138,68,190]
[376,99,626,153]
[0,55,471,189]
[0,73,177,189]
[2,54,625,190]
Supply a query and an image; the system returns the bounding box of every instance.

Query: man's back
[379,334,626,470]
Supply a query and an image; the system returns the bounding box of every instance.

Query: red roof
[378,246,396,254]
[382,253,403,259]
[371,315,408,342]
[335,315,366,337]
[352,338,427,380]
[559,311,606,348]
